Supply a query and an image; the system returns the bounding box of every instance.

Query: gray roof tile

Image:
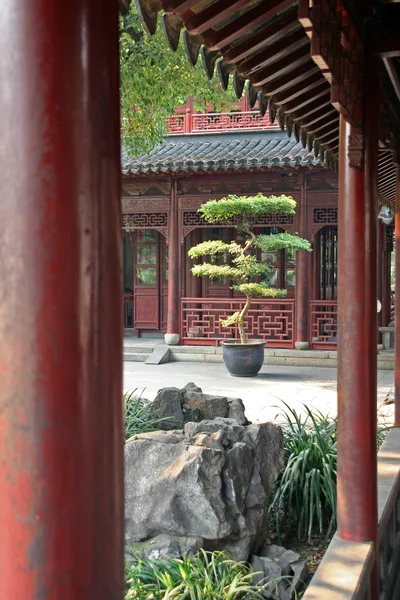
[121,131,322,175]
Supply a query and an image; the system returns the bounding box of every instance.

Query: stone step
[124,352,151,362]
[124,344,157,353]
[122,345,395,369]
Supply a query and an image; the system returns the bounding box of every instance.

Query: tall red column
[0,3,124,599]
[381,238,391,327]
[295,173,311,349]
[377,221,383,341]
[394,168,400,425]
[337,107,378,587]
[165,179,181,344]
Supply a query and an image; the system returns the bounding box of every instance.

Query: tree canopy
[188,194,312,343]
[120,5,234,156]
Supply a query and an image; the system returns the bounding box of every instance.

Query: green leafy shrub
[188,194,311,343]
[268,403,337,543]
[124,390,168,441]
[125,550,292,599]
[268,404,391,543]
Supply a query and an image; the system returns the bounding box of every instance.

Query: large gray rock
[125,418,283,561]
[251,545,309,599]
[148,382,248,430]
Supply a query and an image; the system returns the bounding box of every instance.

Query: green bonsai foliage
[188,194,311,344]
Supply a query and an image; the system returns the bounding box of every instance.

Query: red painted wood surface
[395,169,400,425]
[295,173,311,345]
[180,297,295,347]
[167,180,180,335]
[0,2,124,598]
[337,113,378,551]
[309,301,338,349]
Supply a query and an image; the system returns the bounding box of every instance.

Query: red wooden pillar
[165,179,180,344]
[381,237,391,327]
[394,168,400,425]
[295,173,311,349]
[377,220,383,341]
[337,111,378,581]
[0,2,124,599]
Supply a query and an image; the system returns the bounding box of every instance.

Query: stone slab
[302,536,374,599]
[145,346,170,365]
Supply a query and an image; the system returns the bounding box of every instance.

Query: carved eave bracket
[348,128,364,169]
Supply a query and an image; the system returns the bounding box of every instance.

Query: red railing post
[184,107,192,133]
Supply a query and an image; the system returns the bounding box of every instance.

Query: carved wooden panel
[307,192,338,207]
[181,298,295,348]
[182,211,294,228]
[135,294,159,329]
[122,198,169,212]
[122,213,168,228]
[312,207,338,235]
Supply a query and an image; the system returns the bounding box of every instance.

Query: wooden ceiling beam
[223,9,299,64]
[239,29,307,76]
[249,47,311,87]
[318,131,339,146]
[301,109,338,130]
[293,100,333,123]
[184,0,251,36]
[274,75,328,106]
[202,0,295,51]
[306,117,339,137]
[260,64,320,98]
[283,85,329,113]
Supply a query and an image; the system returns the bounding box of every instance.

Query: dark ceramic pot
[221,339,266,377]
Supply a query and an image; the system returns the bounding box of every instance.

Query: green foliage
[268,403,338,543]
[188,240,242,259]
[198,194,296,232]
[124,390,168,441]
[125,550,292,599]
[191,263,242,280]
[120,6,234,155]
[188,194,311,343]
[232,283,287,298]
[254,232,312,253]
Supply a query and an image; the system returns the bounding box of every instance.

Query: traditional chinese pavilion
[1,1,400,599]
[122,97,395,350]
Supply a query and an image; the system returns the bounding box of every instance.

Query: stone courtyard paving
[124,361,394,426]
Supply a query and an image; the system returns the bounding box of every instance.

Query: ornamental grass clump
[188,194,311,343]
[125,550,291,599]
[124,390,169,441]
[268,403,337,543]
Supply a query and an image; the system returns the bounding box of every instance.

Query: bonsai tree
[188,194,311,344]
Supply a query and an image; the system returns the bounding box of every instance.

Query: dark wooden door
[318,225,338,300]
[134,229,159,329]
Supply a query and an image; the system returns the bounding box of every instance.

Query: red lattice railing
[167,114,185,134]
[167,110,279,135]
[309,301,338,350]
[181,298,295,348]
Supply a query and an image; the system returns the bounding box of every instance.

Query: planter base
[221,340,266,377]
